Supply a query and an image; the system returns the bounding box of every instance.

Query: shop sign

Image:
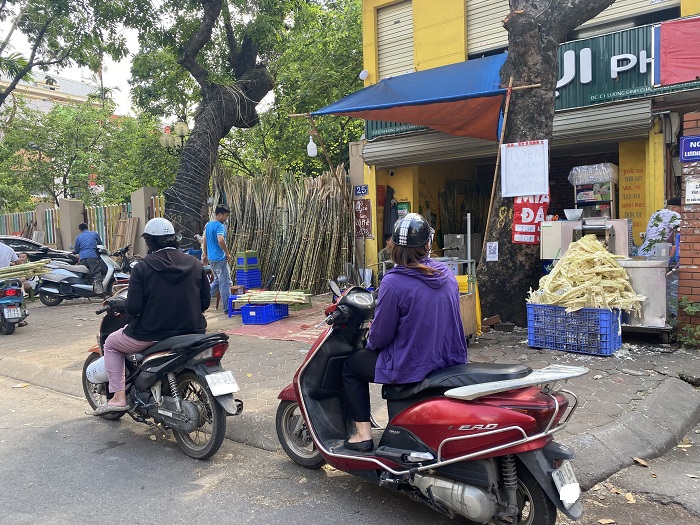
[555,21,700,110]
[501,140,549,198]
[686,180,700,204]
[512,194,550,245]
[680,136,700,163]
[354,199,372,239]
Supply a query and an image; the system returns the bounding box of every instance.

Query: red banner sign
[512,193,550,244]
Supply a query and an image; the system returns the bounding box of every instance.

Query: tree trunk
[165,66,273,246]
[476,0,615,326]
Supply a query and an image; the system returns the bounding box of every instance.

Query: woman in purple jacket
[342,213,468,451]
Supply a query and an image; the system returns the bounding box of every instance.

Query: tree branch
[220,1,238,76]
[178,0,222,88]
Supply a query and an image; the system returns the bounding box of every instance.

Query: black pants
[83,257,103,285]
[342,348,378,422]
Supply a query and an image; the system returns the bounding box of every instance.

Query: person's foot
[343,439,374,452]
[17,320,27,327]
[90,403,128,416]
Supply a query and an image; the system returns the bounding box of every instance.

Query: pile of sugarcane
[0,260,50,279]
[233,290,311,306]
[213,165,354,295]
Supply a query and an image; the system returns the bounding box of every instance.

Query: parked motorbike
[0,278,28,335]
[110,245,142,274]
[35,246,129,306]
[82,287,243,459]
[276,282,588,525]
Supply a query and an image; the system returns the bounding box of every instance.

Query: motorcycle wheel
[81,353,125,421]
[173,372,226,460]
[275,400,326,469]
[39,292,63,307]
[1,317,15,335]
[492,465,557,525]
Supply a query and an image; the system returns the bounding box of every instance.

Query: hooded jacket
[367,258,467,384]
[124,248,210,341]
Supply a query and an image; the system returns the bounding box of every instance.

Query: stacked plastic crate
[235,250,262,289]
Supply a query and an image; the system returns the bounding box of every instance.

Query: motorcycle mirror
[328,280,342,297]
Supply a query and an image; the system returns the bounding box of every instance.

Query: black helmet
[392,213,432,247]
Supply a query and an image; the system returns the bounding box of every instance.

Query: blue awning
[312,54,507,141]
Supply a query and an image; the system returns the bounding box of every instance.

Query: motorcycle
[110,245,142,274]
[0,278,28,335]
[35,246,129,306]
[276,282,588,525]
[82,287,243,459]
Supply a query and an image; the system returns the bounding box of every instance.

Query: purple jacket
[367,258,467,384]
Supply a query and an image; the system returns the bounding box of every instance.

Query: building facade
[353,0,700,282]
[0,72,97,113]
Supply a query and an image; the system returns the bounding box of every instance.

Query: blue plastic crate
[236,268,262,288]
[228,295,242,317]
[527,304,622,356]
[241,303,289,325]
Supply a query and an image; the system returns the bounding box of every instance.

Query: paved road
[0,375,449,525]
[2,375,700,525]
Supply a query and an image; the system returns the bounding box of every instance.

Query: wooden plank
[459,293,477,337]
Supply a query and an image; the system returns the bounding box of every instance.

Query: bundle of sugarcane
[0,260,51,279]
[233,290,311,305]
[527,234,644,315]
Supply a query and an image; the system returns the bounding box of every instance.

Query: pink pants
[103,327,156,393]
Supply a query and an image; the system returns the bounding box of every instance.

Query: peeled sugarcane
[0,260,51,279]
[233,290,311,306]
[528,234,644,315]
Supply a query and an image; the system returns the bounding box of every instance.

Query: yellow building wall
[413,2,467,71]
[681,0,700,16]
[618,124,665,242]
[362,0,467,85]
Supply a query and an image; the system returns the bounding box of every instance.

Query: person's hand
[202,255,208,264]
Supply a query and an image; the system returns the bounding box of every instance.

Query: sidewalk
[1,298,699,489]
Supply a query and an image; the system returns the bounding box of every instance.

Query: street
[1,375,699,525]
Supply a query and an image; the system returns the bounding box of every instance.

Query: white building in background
[0,72,98,112]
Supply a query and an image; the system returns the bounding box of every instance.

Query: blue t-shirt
[73,230,102,260]
[205,220,227,261]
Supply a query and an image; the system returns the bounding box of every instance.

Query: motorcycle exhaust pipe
[411,473,497,524]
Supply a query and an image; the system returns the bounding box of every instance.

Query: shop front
[325,17,700,284]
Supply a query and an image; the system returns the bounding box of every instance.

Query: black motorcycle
[110,245,142,273]
[82,288,243,459]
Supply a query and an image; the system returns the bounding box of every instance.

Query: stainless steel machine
[541,218,630,260]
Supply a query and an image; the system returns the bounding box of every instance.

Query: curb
[564,376,700,490]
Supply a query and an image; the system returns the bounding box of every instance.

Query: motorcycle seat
[50,261,90,274]
[382,363,532,400]
[130,333,228,361]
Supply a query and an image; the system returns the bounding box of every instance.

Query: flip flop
[90,404,129,416]
[17,321,27,327]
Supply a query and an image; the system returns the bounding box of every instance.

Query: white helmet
[85,356,108,384]
[143,217,176,237]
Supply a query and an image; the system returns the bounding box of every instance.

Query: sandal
[90,404,129,416]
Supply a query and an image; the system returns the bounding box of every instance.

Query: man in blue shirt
[73,223,104,294]
[202,205,232,312]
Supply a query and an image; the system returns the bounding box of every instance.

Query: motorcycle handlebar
[95,305,110,315]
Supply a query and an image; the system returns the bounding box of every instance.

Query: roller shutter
[377,1,414,79]
[466,0,680,54]
[362,100,651,169]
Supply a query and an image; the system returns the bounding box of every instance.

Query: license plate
[552,460,580,507]
[205,371,239,396]
[3,307,21,319]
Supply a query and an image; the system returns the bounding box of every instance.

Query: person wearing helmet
[342,213,467,451]
[92,218,210,415]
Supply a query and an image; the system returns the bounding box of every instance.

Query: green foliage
[676,296,700,348]
[223,0,364,176]
[129,0,364,177]
[0,0,153,105]
[0,102,177,211]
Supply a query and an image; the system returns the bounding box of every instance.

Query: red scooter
[277,283,588,525]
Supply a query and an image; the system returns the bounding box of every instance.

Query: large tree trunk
[165,66,273,246]
[476,0,615,326]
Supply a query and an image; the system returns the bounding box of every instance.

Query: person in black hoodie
[93,218,210,415]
